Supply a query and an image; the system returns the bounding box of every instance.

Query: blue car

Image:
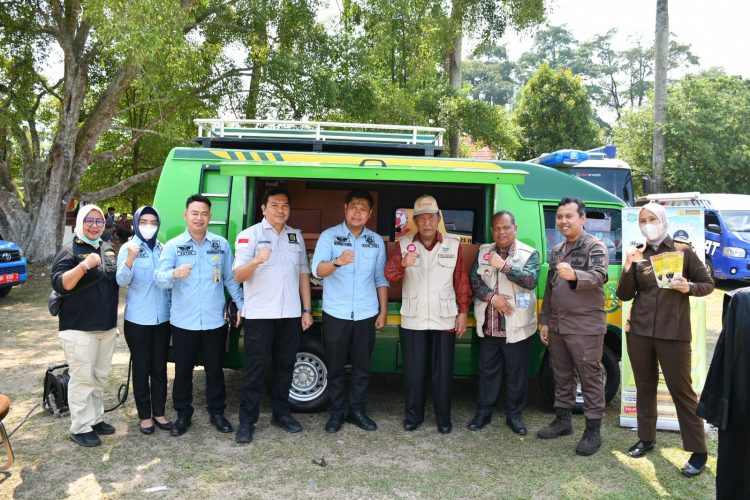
[0,238,27,297]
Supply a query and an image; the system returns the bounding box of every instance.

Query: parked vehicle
[152,119,627,411]
[639,192,750,281]
[533,146,652,206]
[0,238,28,298]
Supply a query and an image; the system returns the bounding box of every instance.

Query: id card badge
[212,256,221,283]
[516,291,531,310]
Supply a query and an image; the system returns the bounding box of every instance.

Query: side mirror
[707,223,721,234]
[641,175,652,194]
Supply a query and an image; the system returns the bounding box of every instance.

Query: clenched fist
[173,264,193,280]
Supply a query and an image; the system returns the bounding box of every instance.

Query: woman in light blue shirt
[116,206,172,435]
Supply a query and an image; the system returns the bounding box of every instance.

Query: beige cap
[413,195,439,215]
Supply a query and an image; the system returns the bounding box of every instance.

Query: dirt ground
[0,265,741,499]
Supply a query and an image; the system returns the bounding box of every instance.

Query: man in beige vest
[385,195,471,434]
[467,210,540,435]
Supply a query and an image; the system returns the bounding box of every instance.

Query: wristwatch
[332,258,341,267]
[302,309,313,314]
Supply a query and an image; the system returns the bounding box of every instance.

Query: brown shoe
[575,418,602,456]
[537,408,573,439]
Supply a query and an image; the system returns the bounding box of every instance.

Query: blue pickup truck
[0,238,27,297]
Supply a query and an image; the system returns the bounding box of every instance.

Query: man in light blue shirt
[312,190,388,433]
[155,194,244,437]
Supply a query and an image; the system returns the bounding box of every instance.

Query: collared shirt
[234,218,311,319]
[50,238,118,332]
[116,236,170,325]
[470,241,541,337]
[154,229,244,331]
[539,231,608,335]
[616,236,713,341]
[311,222,388,320]
[384,231,472,315]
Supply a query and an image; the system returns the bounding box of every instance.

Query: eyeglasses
[83,218,106,227]
[138,221,159,227]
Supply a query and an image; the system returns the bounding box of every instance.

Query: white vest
[473,240,537,343]
[399,234,461,331]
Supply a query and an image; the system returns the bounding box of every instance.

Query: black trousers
[400,328,455,427]
[475,334,533,418]
[123,320,171,420]
[239,318,302,425]
[171,324,227,418]
[323,312,376,416]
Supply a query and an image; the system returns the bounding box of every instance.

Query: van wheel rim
[291,352,327,402]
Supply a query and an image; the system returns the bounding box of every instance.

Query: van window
[705,212,721,232]
[543,206,622,263]
[720,210,750,232]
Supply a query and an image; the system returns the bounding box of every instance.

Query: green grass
[0,265,736,498]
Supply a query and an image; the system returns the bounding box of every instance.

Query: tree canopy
[615,71,750,194]
[512,64,602,159]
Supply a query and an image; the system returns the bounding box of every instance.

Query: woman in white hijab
[616,202,714,476]
[50,203,120,448]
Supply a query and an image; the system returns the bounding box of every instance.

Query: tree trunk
[652,0,669,193]
[245,19,269,119]
[447,11,463,158]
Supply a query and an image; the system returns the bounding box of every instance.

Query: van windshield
[562,168,634,206]
[721,211,750,232]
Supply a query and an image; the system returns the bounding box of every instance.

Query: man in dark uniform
[537,197,609,456]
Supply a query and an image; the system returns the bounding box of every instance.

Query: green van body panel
[153,146,626,384]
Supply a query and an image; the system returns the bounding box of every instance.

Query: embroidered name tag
[177,245,195,256]
[361,235,379,248]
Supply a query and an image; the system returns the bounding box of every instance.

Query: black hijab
[133,205,160,250]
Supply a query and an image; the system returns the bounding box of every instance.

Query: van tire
[288,335,329,413]
[540,344,620,413]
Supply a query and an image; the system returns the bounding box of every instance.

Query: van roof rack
[193,119,446,157]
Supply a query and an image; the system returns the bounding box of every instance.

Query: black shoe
[467,413,491,431]
[346,410,377,431]
[154,419,173,431]
[505,415,528,436]
[325,415,344,433]
[681,462,705,477]
[271,414,302,433]
[139,424,155,435]
[92,421,116,435]
[437,423,453,434]
[627,440,655,458]
[210,414,233,434]
[235,423,254,444]
[70,431,102,447]
[681,452,707,477]
[404,420,423,431]
[170,416,191,437]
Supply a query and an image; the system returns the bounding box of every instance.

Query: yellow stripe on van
[235,151,246,161]
[274,152,502,171]
[250,152,262,161]
[210,151,232,160]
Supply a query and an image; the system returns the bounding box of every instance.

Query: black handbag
[48,247,106,316]
[48,290,64,316]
